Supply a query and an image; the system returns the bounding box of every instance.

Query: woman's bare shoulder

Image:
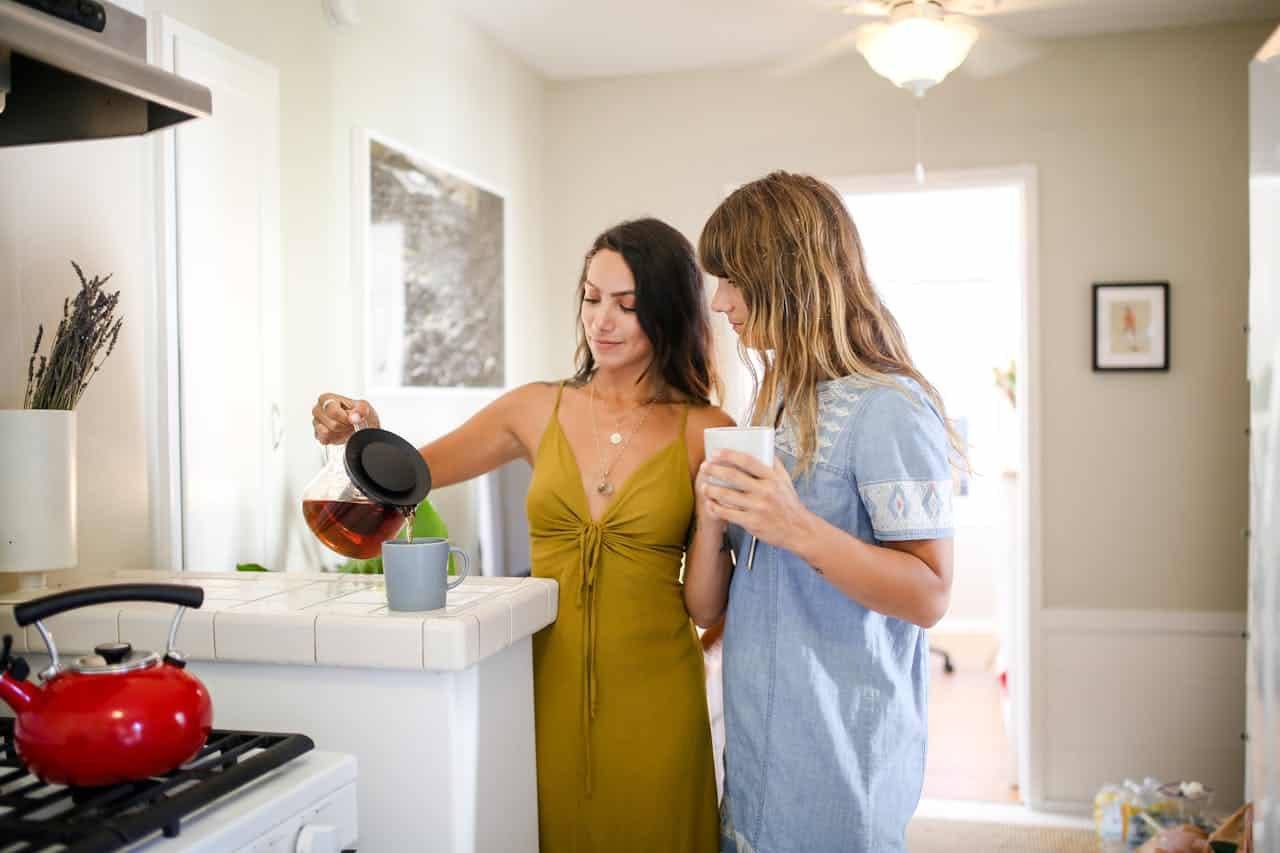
[493,382,570,450]
[497,381,564,421]
[684,404,735,467]
[687,403,736,431]
[507,381,563,399]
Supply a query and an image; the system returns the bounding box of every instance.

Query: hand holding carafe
[312,393,380,444]
[303,392,430,560]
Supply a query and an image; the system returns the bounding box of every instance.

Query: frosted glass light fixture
[855,1,977,97]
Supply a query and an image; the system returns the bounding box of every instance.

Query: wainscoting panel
[1038,609,1246,808]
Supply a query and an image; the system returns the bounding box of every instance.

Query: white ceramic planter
[0,409,77,575]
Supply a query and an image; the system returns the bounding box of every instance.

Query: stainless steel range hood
[0,0,211,147]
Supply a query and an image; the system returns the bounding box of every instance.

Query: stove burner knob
[296,824,339,853]
[94,642,132,665]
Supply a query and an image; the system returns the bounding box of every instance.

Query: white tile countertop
[0,571,557,672]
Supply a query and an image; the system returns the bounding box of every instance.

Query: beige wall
[0,0,547,572]
[544,20,1272,612]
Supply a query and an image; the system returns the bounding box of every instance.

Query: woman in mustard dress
[314,218,733,852]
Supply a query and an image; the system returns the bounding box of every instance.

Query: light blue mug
[382,538,470,612]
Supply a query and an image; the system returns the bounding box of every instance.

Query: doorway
[838,168,1038,807]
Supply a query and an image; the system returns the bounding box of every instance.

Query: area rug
[907,818,1100,852]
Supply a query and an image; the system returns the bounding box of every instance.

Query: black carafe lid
[344,428,432,509]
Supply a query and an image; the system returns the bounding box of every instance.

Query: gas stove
[0,718,358,852]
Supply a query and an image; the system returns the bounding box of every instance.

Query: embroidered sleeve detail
[858,479,954,538]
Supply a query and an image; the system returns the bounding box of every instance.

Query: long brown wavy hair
[698,171,962,474]
[572,218,721,405]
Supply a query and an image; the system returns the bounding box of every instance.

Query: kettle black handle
[13,584,204,627]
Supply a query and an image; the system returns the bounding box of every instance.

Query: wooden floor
[924,631,1021,804]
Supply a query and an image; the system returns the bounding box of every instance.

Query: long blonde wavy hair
[698,171,963,475]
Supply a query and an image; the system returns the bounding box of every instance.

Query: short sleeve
[851,385,955,542]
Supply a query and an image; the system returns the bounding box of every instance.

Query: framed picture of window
[1092,282,1170,372]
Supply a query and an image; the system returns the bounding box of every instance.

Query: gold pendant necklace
[609,405,624,446]
[590,381,654,497]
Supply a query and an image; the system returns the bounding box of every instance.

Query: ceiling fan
[793,0,1048,95]
[788,0,1050,184]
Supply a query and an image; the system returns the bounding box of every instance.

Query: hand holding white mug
[700,450,808,557]
[312,393,380,445]
[700,427,777,570]
[701,427,774,488]
[693,462,730,538]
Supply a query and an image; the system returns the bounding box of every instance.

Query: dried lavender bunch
[24,261,123,410]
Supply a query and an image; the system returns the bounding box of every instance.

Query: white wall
[0,139,154,572]
[0,0,548,573]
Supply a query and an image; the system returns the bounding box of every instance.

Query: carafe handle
[322,418,365,466]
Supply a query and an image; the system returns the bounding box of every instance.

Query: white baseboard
[1036,608,1246,810]
[1035,800,1095,819]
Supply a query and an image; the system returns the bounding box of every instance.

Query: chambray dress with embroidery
[719,375,954,853]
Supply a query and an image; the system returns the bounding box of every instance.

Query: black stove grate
[0,717,314,852]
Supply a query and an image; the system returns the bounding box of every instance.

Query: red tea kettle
[0,583,213,786]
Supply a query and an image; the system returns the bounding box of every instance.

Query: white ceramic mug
[703,427,775,488]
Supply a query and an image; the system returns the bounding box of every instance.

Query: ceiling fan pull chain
[914,94,926,185]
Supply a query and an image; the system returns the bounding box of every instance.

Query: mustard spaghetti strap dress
[525,383,719,852]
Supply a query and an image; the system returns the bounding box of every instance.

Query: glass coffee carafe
[302,425,432,559]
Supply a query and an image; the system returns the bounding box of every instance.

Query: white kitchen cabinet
[153,20,285,574]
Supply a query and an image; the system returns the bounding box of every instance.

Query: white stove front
[126,751,358,853]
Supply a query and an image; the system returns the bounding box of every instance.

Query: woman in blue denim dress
[685,172,960,853]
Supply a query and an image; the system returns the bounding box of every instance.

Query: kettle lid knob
[94,642,132,665]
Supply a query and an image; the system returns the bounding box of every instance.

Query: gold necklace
[608,407,625,446]
[589,381,655,496]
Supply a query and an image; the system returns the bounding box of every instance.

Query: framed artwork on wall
[353,130,507,393]
[1092,281,1170,372]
